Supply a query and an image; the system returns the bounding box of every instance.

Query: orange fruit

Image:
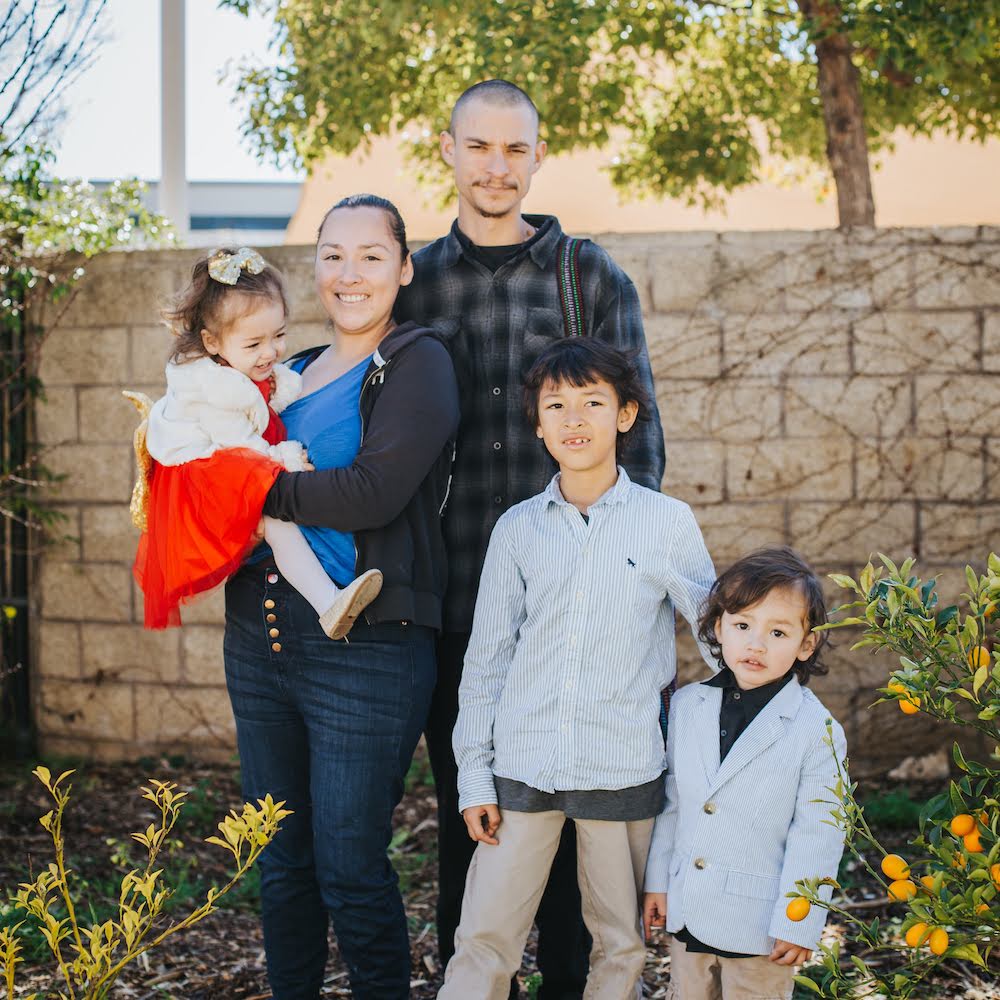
[950,814,976,837]
[785,896,811,922]
[881,854,910,880]
[975,903,989,914]
[952,851,967,870]
[899,698,920,714]
[920,874,938,892]
[984,602,998,621]
[968,645,991,669]
[964,830,984,853]
[904,921,930,947]
[928,927,949,955]
[990,862,1000,888]
[888,879,918,902]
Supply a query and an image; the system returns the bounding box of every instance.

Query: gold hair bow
[207,246,266,286]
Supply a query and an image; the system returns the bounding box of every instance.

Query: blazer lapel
[692,685,722,785]
[707,679,803,796]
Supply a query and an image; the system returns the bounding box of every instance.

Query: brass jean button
[266,613,277,623]
[271,642,282,652]
[264,599,275,609]
[703,802,716,814]
[269,628,280,638]
[694,858,706,870]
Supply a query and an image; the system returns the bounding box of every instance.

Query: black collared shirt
[394,215,665,632]
[675,666,795,959]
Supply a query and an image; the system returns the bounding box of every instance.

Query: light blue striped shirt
[454,469,717,812]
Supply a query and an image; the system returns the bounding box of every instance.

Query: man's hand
[642,892,667,941]
[462,804,501,845]
[769,939,811,966]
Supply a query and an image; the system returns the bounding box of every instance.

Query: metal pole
[160,0,188,238]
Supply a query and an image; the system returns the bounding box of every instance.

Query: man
[394,79,666,1000]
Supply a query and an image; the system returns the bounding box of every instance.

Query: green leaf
[793,976,822,994]
[947,942,986,966]
[973,665,989,697]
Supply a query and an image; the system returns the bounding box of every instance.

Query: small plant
[790,553,1000,999]
[0,766,290,1000]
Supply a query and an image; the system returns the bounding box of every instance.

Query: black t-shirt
[453,226,526,273]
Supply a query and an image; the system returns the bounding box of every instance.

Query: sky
[52,0,303,183]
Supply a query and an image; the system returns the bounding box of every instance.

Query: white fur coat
[145,356,308,471]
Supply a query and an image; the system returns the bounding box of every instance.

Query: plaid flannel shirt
[394,214,666,632]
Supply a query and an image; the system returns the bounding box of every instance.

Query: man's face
[441,99,546,221]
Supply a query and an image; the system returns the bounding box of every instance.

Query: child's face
[201,297,288,382]
[714,586,818,690]
[535,377,638,476]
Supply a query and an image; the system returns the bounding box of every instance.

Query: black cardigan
[263,321,460,630]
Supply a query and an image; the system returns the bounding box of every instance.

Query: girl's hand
[769,939,811,966]
[462,804,501,845]
[643,892,667,941]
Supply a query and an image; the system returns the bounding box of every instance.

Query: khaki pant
[437,809,654,1000]
[668,937,794,1000]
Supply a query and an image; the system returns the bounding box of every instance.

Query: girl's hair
[163,248,288,364]
[697,546,829,684]
[521,339,651,457]
[315,194,409,261]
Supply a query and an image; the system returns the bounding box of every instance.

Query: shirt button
[494,495,504,505]
[492,387,502,396]
[263,599,275,610]
[493,441,502,451]
[733,692,742,700]
[267,573,279,584]
[703,802,717,815]
[569,636,577,647]
[721,729,728,738]
[576,591,583,600]
[694,858,707,870]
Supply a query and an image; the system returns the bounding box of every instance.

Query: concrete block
[912,247,1000,309]
[783,376,912,439]
[650,245,719,312]
[788,502,916,562]
[646,314,721,380]
[695,501,786,561]
[46,443,132,503]
[182,626,226,685]
[856,436,984,502]
[40,561,132,622]
[134,684,235,749]
[723,312,850,377]
[37,622,81,679]
[715,241,790,313]
[662,440,725,504]
[38,326,129,386]
[783,242,876,311]
[80,387,147,443]
[983,313,1000,373]
[854,310,979,375]
[727,438,853,501]
[915,374,1000,436]
[57,260,177,328]
[284,322,332,359]
[35,387,78,445]
[37,678,135,741]
[922,504,1000,561]
[179,585,226,625]
[129,325,171,384]
[986,440,1000,499]
[657,378,782,442]
[81,623,182,683]
[81,505,138,563]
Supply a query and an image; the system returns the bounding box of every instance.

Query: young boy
[643,548,848,1000]
[438,339,717,1000]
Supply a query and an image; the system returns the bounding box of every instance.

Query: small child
[438,339,717,1000]
[133,246,381,637]
[643,547,848,1000]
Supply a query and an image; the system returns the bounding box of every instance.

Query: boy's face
[714,586,818,690]
[535,377,638,476]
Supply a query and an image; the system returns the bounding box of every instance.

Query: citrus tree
[786,554,999,998]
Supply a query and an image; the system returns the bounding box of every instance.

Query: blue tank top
[255,353,369,585]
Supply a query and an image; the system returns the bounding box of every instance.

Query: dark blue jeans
[223,566,436,1000]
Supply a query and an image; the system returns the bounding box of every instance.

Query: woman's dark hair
[315,193,409,261]
[162,248,288,364]
[697,546,829,684]
[522,339,651,456]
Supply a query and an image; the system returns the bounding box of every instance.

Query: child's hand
[769,939,811,966]
[462,804,501,845]
[642,892,667,941]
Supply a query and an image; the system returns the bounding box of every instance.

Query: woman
[222,194,459,1000]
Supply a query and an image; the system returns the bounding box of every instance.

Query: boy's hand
[462,804,502,845]
[769,939,811,966]
[642,892,667,941]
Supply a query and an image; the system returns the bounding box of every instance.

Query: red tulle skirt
[134,448,282,628]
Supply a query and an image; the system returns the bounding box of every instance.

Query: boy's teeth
[339,293,368,303]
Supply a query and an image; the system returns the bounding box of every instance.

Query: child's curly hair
[162,248,288,364]
[697,546,829,684]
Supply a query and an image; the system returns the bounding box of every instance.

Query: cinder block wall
[30,228,1000,774]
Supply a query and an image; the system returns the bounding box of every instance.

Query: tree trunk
[800,0,876,227]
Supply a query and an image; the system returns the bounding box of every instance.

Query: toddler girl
[133,246,382,637]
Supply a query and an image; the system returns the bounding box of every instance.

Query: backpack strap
[557,235,588,338]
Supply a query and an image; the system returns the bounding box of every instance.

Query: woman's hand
[462,804,501,846]
[643,892,667,941]
[769,939,811,966]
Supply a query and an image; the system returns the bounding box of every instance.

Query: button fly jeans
[223,566,436,1000]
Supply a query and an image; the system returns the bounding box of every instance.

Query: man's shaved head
[449,79,540,135]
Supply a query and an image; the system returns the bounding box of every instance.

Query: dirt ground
[1,748,997,999]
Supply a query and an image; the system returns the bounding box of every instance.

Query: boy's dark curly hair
[697,546,829,684]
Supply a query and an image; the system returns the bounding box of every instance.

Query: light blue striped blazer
[645,677,848,955]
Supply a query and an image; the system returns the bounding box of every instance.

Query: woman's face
[314,206,413,339]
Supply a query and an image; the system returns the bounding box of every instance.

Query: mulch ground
[1,748,997,998]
